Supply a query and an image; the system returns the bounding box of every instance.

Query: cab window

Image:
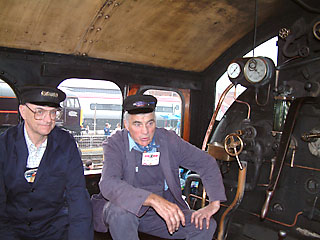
[144,89,183,136]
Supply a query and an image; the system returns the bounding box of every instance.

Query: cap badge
[41,91,58,98]
[133,101,155,107]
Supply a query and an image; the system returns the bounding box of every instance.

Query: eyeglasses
[25,104,62,120]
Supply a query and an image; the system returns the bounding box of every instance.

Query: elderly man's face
[19,103,56,139]
[124,112,156,146]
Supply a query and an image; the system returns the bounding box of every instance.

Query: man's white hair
[123,111,156,123]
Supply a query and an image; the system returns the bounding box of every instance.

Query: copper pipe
[201,83,234,151]
[250,211,303,228]
[200,83,234,208]
[201,188,207,208]
[284,163,320,172]
[255,83,271,106]
[220,202,303,228]
[233,87,251,119]
[218,161,247,240]
[188,193,209,203]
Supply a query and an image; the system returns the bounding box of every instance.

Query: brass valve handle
[224,133,244,170]
[224,133,244,156]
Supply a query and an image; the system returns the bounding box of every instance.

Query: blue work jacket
[0,123,93,240]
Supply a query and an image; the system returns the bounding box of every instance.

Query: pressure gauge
[244,57,268,83]
[227,57,275,88]
[227,62,241,79]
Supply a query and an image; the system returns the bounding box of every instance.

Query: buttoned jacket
[0,123,93,239]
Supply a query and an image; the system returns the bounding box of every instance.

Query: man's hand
[191,200,220,230]
[143,193,185,234]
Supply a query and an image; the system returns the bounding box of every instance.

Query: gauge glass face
[227,62,241,79]
[244,57,267,83]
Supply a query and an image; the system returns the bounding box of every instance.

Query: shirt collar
[128,133,137,152]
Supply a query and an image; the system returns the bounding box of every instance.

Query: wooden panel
[180,89,190,142]
[0,0,281,72]
[0,0,104,53]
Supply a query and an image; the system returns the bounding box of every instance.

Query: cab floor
[94,231,170,240]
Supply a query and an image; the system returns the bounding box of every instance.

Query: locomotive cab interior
[0,0,320,239]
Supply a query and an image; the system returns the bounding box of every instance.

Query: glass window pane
[58,79,123,172]
[0,79,19,133]
[144,89,182,136]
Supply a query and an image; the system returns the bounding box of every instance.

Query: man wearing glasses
[97,94,226,240]
[0,86,93,240]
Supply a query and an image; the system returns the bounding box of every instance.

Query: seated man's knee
[103,202,137,226]
[207,218,217,236]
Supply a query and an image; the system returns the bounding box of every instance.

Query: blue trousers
[103,202,216,240]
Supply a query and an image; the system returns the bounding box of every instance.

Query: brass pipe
[234,88,251,120]
[200,83,234,208]
[201,187,207,208]
[220,202,303,229]
[217,161,247,240]
[255,83,271,106]
[249,211,303,228]
[284,163,320,172]
[201,83,234,151]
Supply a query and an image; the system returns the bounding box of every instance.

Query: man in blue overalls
[0,86,93,240]
[99,94,226,240]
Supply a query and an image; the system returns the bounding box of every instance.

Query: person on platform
[104,123,111,137]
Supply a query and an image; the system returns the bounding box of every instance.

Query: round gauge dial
[227,62,241,79]
[313,21,320,40]
[244,57,267,83]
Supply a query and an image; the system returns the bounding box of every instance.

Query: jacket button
[27,222,31,226]
[30,188,35,192]
[29,208,33,212]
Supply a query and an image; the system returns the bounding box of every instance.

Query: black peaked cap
[123,94,157,114]
[20,86,66,108]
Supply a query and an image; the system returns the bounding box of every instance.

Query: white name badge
[142,152,160,166]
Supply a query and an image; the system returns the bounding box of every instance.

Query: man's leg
[183,208,216,240]
[138,208,216,240]
[103,202,140,240]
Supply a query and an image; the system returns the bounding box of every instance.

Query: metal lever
[301,132,320,142]
[290,146,297,167]
[234,149,243,170]
[261,97,316,219]
[261,190,272,219]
